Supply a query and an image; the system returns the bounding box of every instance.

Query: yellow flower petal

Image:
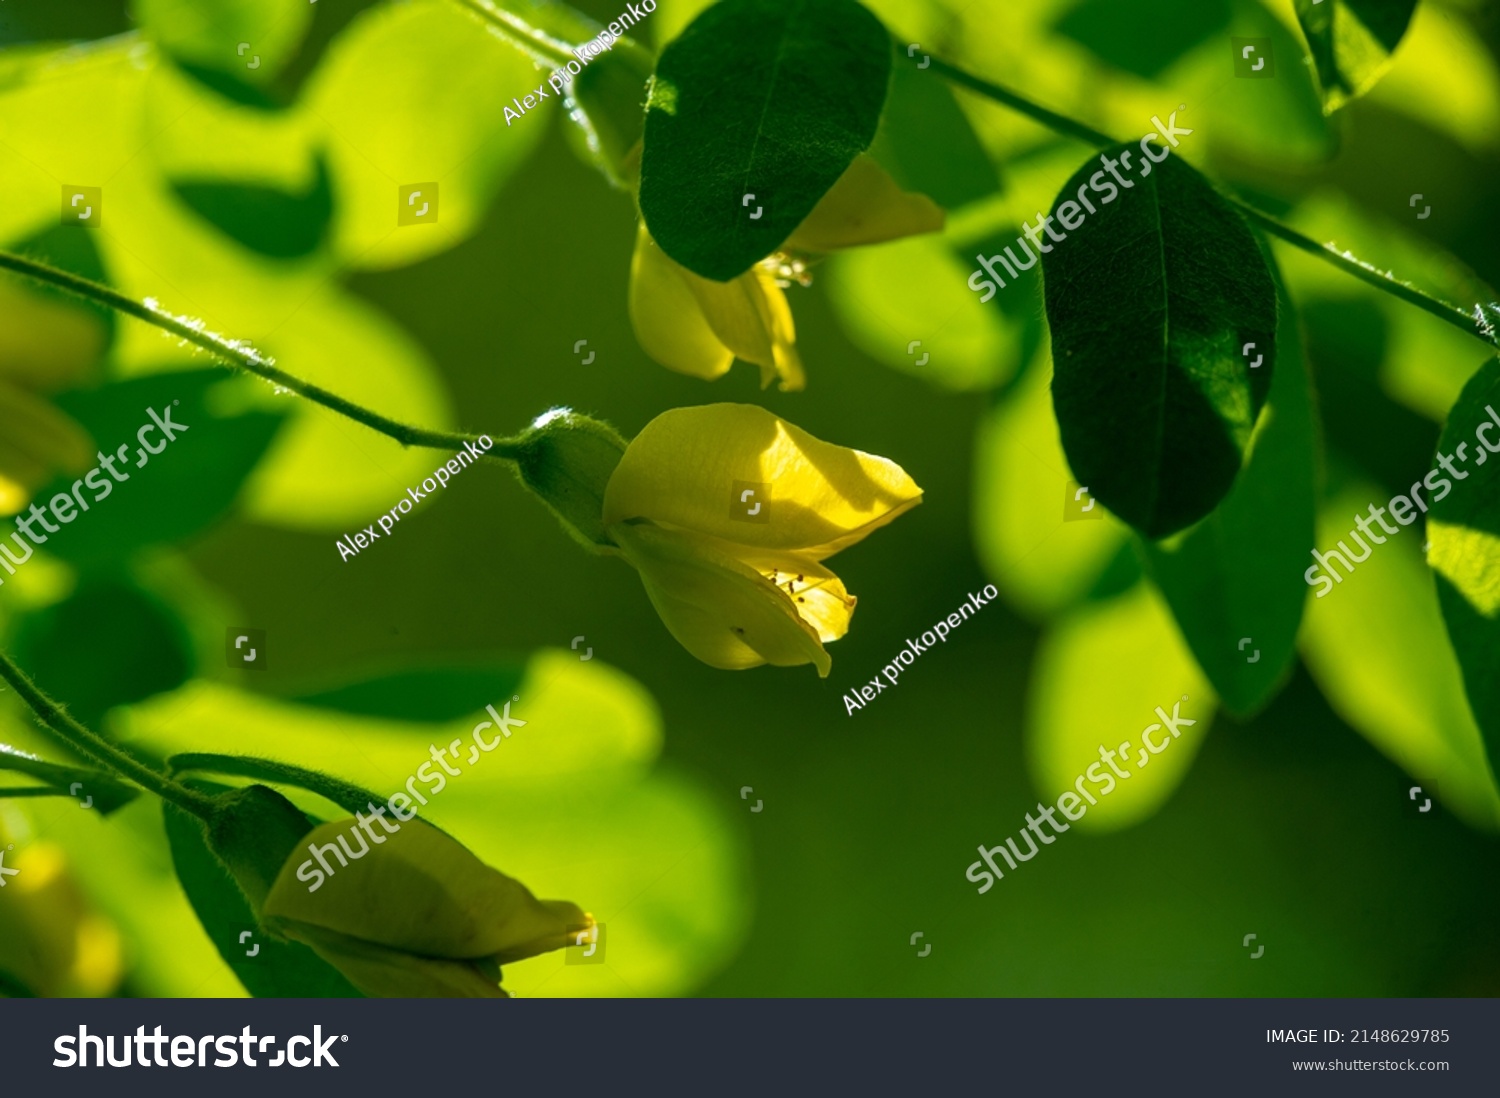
[603,403,923,558]
[736,551,856,644]
[784,154,946,254]
[264,818,587,962]
[629,224,734,381]
[611,521,833,675]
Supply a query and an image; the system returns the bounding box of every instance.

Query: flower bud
[511,408,627,548]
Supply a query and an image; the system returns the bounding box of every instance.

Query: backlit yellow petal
[784,154,945,254]
[603,403,923,558]
[629,224,735,380]
[611,521,832,675]
[738,551,856,643]
[679,257,805,392]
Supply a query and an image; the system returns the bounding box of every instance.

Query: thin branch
[931,56,1498,350]
[0,651,218,820]
[452,0,579,66]
[0,250,525,459]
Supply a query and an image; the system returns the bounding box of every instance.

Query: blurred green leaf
[0,744,139,815]
[1044,149,1276,538]
[1141,275,1318,715]
[1294,0,1417,114]
[5,222,116,345]
[826,233,1023,391]
[1026,583,1216,833]
[305,0,548,270]
[170,753,394,817]
[640,0,891,280]
[11,575,193,727]
[1428,355,1500,779]
[43,370,286,564]
[1302,479,1500,829]
[567,41,656,188]
[130,0,314,81]
[972,345,1131,619]
[869,54,999,210]
[293,665,528,723]
[1054,0,1230,80]
[170,156,333,259]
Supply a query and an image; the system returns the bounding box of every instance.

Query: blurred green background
[1,0,1499,996]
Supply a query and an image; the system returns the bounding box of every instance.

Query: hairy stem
[452,0,587,66]
[0,250,524,458]
[931,56,1498,348]
[0,652,218,819]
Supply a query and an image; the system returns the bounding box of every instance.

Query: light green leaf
[972,343,1130,618]
[1301,481,1500,829]
[639,0,891,280]
[1294,0,1417,114]
[1141,275,1318,715]
[826,233,1022,391]
[130,0,314,81]
[1026,583,1215,833]
[304,0,548,270]
[1428,356,1500,780]
[1043,149,1276,538]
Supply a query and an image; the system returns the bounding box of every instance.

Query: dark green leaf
[170,753,388,817]
[12,575,193,727]
[172,60,289,112]
[1428,355,1500,775]
[868,52,999,209]
[1054,0,1231,80]
[163,794,361,998]
[1043,148,1276,537]
[639,0,891,280]
[1294,0,1417,113]
[171,156,333,258]
[0,743,140,815]
[1141,273,1318,715]
[7,221,116,344]
[293,665,526,723]
[39,369,286,565]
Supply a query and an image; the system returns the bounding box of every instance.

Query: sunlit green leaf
[640,0,891,280]
[130,0,314,82]
[1026,583,1216,833]
[1428,356,1500,780]
[1301,480,1500,829]
[1141,276,1317,715]
[1043,149,1276,538]
[304,0,548,270]
[972,344,1130,618]
[826,233,1023,391]
[1294,0,1417,114]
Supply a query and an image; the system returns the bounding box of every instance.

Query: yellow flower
[0,838,123,998]
[0,279,101,515]
[263,818,589,998]
[629,154,944,392]
[601,403,922,675]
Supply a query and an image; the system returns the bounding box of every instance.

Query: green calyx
[510,408,628,549]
